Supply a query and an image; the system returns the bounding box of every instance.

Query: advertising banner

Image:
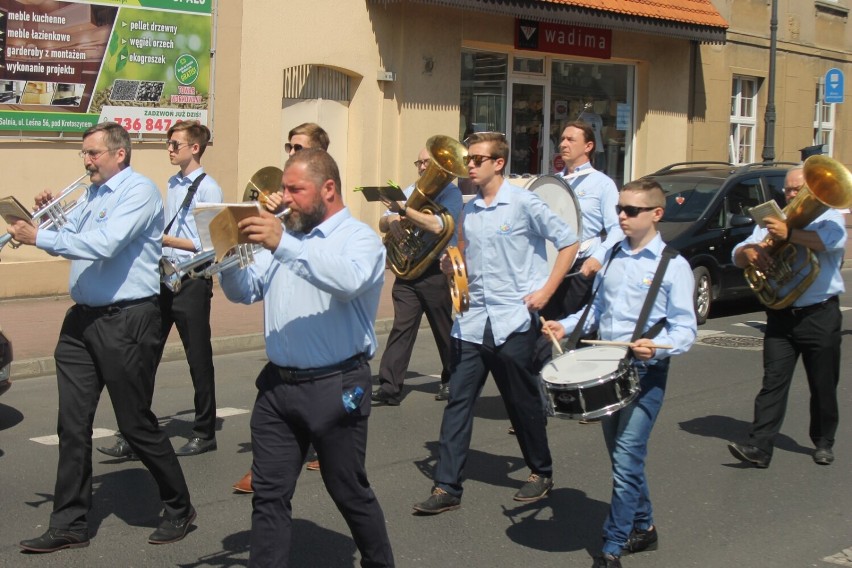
[0,0,213,134]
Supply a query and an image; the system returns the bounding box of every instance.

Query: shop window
[729,76,758,165]
[460,50,508,140]
[813,83,835,156]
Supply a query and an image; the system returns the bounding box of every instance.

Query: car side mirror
[729,214,754,228]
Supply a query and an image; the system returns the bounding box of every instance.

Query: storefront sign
[0,0,213,134]
[516,19,612,60]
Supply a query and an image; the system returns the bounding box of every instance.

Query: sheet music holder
[0,196,34,226]
[355,185,407,203]
[749,200,786,228]
[194,202,262,261]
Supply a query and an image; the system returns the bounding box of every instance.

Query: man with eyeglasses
[98,121,224,460]
[729,165,846,469]
[232,122,331,493]
[371,147,463,406]
[413,131,579,515]
[9,122,196,551]
[543,179,697,568]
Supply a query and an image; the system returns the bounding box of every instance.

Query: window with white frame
[729,76,758,165]
[813,83,835,156]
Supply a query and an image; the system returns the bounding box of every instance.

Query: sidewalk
[2,270,399,380]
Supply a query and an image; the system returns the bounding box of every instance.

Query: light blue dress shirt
[384,182,464,246]
[219,208,385,369]
[162,167,223,262]
[560,233,697,361]
[35,167,163,307]
[454,179,578,346]
[732,208,846,307]
[561,163,623,263]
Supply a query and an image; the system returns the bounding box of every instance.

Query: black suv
[641,161,796,324]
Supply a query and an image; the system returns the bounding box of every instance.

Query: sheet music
[193,202,261,260]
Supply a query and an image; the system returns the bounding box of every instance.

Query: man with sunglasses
[413,132,579,515]
[543,180,697,568]
[372,147,463,405]
[233,122,331,492]
[728,165,846,469]
[10,122,196,551]
[99,121,224,460]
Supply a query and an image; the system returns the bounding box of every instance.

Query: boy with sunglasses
[543,179,697,568]
[413,131,579,515]
[97,120,223,460]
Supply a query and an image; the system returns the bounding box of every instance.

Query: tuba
[744,155,852,309]
[384,135,468,280]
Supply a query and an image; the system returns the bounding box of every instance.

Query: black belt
[785,295,838,318]
[77,295,158,316]
[273,353,368,383]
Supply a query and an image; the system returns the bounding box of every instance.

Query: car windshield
[655,179,722,222]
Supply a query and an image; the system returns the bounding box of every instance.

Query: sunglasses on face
[616,204,658,217]
[285,143,305,153]
[463,154,496,167]
[166,140,188,152]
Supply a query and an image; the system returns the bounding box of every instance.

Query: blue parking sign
[824,68,844,104]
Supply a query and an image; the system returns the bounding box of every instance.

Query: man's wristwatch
[398,206,407,217]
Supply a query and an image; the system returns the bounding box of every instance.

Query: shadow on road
[678,414,813,456]
[414,440,530,490]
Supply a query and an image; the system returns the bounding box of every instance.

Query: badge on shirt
[497,222,512,234]
[641,273,654,287]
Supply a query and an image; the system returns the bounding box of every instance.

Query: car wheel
[693,266,712,325]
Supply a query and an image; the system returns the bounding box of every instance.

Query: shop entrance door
[508,82,546,177]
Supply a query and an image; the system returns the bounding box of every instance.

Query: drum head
[527,175,583,272]
[541,346,628,386]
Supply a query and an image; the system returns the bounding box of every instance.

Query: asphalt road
[0,273,850,568]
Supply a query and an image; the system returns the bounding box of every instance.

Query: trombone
[160,166,286,292]
[0,173,89,257]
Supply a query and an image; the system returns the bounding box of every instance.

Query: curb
[9,317,401,381]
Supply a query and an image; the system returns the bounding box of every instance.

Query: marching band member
[218,148,394,567]
[413,131,578,515]
[544,179,696,568]
[12,122,195,552]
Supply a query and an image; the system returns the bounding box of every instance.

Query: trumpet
[161,207,291,292]
[0,173,89,257]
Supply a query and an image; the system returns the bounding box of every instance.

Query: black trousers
[434,320,552,497]
[50,299,192,532]
[377,263,452,396]
[158,277,216,439]
[249,361,394,568]
[747,296,842,455]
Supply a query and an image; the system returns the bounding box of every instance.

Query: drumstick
[581,339,674,349]
[539,316,564,355]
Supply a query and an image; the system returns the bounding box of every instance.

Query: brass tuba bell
[384,135,469,280]
[744,155,852,309]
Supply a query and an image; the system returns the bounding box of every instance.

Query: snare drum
[540,346,639,420]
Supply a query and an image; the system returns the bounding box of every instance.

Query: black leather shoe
[371,388,400,406]
[19,528,90,553]
[97,436,136,459]
[591,554,622,568]
[435,383,449,401]
[622,525,658,554]
[728,442,771,468]
[148,506,196,544]
[175,437,217,456]
[813,447,834,465]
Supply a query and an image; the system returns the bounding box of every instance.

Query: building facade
[0,0,848,298]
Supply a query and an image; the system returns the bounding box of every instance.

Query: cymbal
[242,166,283,204]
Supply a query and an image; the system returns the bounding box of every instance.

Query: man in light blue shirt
[10,122,195,552]
[218,149,394,567]
[728,164,847,469]
[413,132,579,515]
[373,146,464,405]
[542,120,623,322]
[544,179,697,568]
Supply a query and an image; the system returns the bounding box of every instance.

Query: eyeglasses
[616,204,658,217]
[78,148,111,160]
[414,159,430,168]
[784,184,803,194]
[166,140,188,152]
[463,154,496,167]
[285,143,306,153]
